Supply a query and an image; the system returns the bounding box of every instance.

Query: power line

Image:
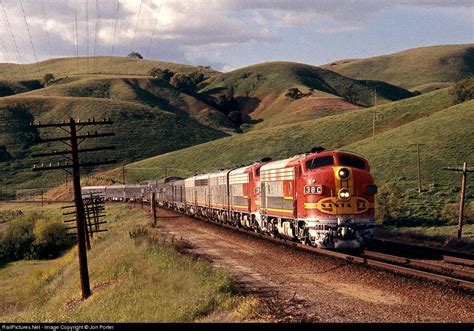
[0,39,13,79]
[0,0,27,79]
[40,0,52,60]
[126,0,144,76]
[74,0,80,76]
[86,0,89,75]
[92,0,100,73]
[108,0,121,74]
[19,0,42,77]
[145,1,163,59]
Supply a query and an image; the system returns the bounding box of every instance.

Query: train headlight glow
[338,168,350,179]
[338,189,351,201]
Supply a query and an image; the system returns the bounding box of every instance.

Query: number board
[304,185,322,194]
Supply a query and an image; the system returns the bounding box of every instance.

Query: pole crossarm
[443,167,473,173]
[32,146,116,158]
[30,119,113,128]
[32,159,116,171]
[34,132,114,143]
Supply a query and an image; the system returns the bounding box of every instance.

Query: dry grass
[0,203,265,322]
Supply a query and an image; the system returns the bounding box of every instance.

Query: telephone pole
[372,89,379,140]
[122,165,126,184]
[443,162,472,240]
[410,143,426,194]
[30,118,115,299]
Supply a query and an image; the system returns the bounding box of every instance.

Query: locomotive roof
[260,155,302,171]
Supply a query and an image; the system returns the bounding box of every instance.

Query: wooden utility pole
[151,192,157,226]
[30,118,115,299]
[372,89,379,140]
[122,165,126,184]
[443,162,472,240]
[410,143,426,194]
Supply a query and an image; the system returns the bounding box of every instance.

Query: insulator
[41,163,44,167]
[49,163,52,167]
[33,164,36,169]
[57,162,60,166]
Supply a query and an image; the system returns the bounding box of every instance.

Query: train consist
[82,149,377,249]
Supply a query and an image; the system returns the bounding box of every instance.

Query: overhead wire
[108,0,121,75]
[145,1,163,59]
[40,0,52,60]
[0,0,27,80]
[92,0,100,73]
[73,0,80,76]
[86,0,89,74]
[0,41,12,79]
[126,0,144,76]
[19,0,42,77]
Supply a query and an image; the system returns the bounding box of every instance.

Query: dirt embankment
[153,207,473,323]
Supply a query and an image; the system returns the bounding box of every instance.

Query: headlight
[338,168,350,179]
[338,188,351,201]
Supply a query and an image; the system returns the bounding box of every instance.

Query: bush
[148,68,174,81]
[376,184,403,225]
[33,218,74,259]
[451,78,474,104]
[0,216,35,261]
[442,202,474,225]
[0,213,75,262]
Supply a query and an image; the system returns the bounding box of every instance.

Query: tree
[451,78,474,104]
[228,111,241,124]
[170,74,196,92]
[127,52,143,60]
[148,67,174,81]
[42,73,55,86]
[343,85,359,104]
[285,88,302,100]
[189,71,205,85]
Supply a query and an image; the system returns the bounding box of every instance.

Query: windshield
[339,155,366,170]
[306,156,334,170]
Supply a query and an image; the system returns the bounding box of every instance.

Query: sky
[0,0,472,72]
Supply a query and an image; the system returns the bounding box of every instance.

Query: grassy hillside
[99,87,473,225]
[199,61,415,129]
[347,100,474,222]
[22,77,236,132]
[0,56,218,81]
[322,44,474,91]
[0,95,228,195]
[0,203,260,322]
[109,87,454,181]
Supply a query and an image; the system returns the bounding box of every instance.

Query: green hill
[322,44,474,91]
[0,95,228,194]
[199,61,415,129]
[0,56,218,81]
[102,87,472,224]
[22,77,236,132]
[114,87,455,180]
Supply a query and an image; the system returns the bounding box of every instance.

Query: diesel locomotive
[82,149,377,249]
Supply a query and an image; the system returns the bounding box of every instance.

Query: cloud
[0,0,471,67]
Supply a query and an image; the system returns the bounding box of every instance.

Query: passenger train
[82,149,377,249]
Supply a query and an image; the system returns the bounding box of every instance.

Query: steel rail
[176,210,474,292]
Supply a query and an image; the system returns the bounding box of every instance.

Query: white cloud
[0,0,471,67]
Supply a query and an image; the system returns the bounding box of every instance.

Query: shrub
[0,216,35,261]
[376,184,403,225]
[451,78,474,104]
[148,68,174,81]
[442,202,474,225]
[0,213,75,262]
[33,218,74,259]
[127,52,143,60]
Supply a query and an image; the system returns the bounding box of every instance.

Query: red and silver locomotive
[82,149,377,250]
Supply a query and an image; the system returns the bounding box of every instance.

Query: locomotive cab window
[306,156,334,170]
[339,155,366,170]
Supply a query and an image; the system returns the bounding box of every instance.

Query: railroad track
[166,209,474,292]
